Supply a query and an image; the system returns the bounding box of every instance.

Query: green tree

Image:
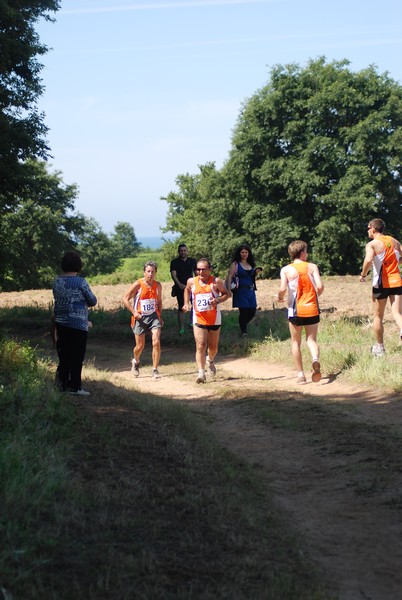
[162,162,246,275]
[74,217,121,278]
[0,0,60,211]
[0,160,79,290]
[163,58,402,276]
[112,221,141,258]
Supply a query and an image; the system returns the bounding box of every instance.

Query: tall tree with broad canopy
[163,58,402,276]
[0,0,60,212]
[73,217,122,278]
[0,159,79,290]
[0,160,126,290]
[112,221,142,258]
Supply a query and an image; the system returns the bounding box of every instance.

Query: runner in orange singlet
[183,258,229,383]
[277,240,324,384]
[359,218,402,357]
[123,261,163,379]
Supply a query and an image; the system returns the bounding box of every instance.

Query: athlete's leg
[193,325,208,371]
[305,323,320,360]
[288,321,303,372]
[388,295,402,331]
[372,296,387,344]
[151,327,161,369]
[206,328,221,363]
[134,333,145,363]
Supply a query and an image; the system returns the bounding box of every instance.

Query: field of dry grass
[0,275,375,320]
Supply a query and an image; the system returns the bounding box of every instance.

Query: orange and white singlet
[131,279,160,326]
[372,235,402,289]
[287,261,320,318]
[192,275,221,326]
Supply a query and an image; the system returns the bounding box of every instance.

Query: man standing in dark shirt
[170,243,197,334]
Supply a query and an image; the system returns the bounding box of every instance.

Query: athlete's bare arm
[277,267,290,302]
[123,280,141,318]
[156,281,163,324]
[310,263,324,296]
[360,241,377,280]
[210,277,230,307]
[183,277,194,312]
[391,236,402,262]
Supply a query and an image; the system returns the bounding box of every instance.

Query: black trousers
[239,307,256,334]
[55,324,88,392]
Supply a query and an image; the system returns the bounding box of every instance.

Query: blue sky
[37,0,402,237]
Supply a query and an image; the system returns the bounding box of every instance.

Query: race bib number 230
[196,293,212,312]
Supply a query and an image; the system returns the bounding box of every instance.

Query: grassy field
[2,272,402,598]
[88,250,173,285]
[0,333,331,600]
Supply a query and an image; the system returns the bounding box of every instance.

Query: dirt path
[109,348,402,600]
[3,278,402,598]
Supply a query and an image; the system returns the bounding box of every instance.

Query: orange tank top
[192,275,221,326]
[288,262,320,318]
[373,235,402,289]
[131,279,159,327]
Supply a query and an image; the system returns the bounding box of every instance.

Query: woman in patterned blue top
[53,251,97,395]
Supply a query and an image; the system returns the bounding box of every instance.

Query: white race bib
[287,307,294,317]
[196,293,212,312]
[140,298,156,315]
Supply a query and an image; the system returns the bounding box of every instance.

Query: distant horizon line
[137,234,178,249]
[137,234,177,239]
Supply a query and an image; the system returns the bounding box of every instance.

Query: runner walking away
[183,258,230,383]
[226,243,262,337]
[277,240,324,384]
[123,260,163,380]
[53,251,97,396]
[170,244,197,335]
[359,218,402,357]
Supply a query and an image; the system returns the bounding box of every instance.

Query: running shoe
[371,344,385,358]
[131,359,140,377]
[311,360,321,383]
[297,374,307,385]
[196,371,206,384]
[70,389,90,396]
[206,356,216,376]
[152,368,160,380]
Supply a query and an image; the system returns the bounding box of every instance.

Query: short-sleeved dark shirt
[170,256,197,284]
